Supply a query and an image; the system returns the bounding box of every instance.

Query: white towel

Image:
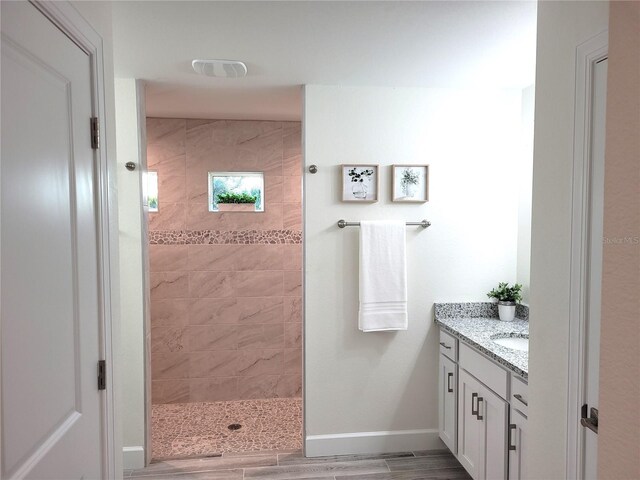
[358,220,408,332]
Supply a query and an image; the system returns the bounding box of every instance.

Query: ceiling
[112,1,537,121]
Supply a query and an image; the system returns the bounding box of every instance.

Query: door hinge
[98,360,106,390]
[581,404,598,434]
[90,117,99,150]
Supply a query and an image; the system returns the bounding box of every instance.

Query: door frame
[566,30,608,480]
[27,1,119,477]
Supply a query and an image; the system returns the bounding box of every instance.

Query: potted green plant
[216,192,257,212]
[487,282,523,321]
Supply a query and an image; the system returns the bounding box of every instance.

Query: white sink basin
[492,335,529,352]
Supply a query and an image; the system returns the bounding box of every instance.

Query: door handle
[447,372,454,393]
[439,342,451,350]
[471,393,478,416]
[581,405,598,434]
[476,397,484,420]
[509,424,517,451]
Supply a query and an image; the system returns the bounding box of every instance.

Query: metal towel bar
[337,219,431,229]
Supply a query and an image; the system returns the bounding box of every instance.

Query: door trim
[567,30,608,480]
[28,1,119,477]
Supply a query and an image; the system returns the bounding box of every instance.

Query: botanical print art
[392,165,429,202]
[342,165,378,202]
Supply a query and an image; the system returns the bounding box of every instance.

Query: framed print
[341,164,379,202]
[392,165,429,202]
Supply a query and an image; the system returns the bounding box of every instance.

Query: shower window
[208,172,265,212]
[145,171,159,212]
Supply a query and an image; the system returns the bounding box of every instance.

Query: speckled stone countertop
[434,302,529,380]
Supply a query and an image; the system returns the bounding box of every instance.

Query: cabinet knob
[439,342,451,350]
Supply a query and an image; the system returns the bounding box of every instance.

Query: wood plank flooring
[125,449,471,480]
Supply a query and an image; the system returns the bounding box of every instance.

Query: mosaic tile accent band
[149,229,302,245]
[434,302,529,322]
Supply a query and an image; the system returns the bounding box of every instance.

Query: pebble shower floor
[151,398,302,460]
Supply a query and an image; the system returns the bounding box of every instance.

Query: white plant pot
[498,302,516,322]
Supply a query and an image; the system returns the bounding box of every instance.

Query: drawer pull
[439,342,451,350]
[476,397,484,420]
[471,393,478,416]
[514,394,528,407]
[509,424,517,451]
[447,372,454,393]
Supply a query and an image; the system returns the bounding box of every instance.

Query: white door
[1,2,104,478]
[581,56,608,480]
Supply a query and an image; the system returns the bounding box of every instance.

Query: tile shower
[147,118,302,459]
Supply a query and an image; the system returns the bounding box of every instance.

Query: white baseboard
[305,429,445,457]
[123,446,145,470]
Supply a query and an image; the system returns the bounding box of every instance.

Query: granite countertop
[434,302,529,379]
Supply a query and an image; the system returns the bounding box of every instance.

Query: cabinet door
[478,383,508,480]
[508,408,528,480]
[439,353,457,453]
[458,369,482,478]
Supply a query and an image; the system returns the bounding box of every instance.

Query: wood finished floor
[125,449,471,479]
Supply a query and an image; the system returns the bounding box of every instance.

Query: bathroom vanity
[434,303,529,480]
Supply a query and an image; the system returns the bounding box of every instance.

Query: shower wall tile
[151,299,190,327]
[237,375,280,399]
[187,245,239,271]
[237,349,284,377]
[238,324,284,350]
[235,245,284,271]
[283,154,302,177]
[151,326,185,353]
[283,297,303,323]
[276,374,303,398]
[148,118,302,404]
[152,352,189,379]
[284,322,302,349]
[282,245,302,271]
[188,271,235,298]
[189,377,238,402]
[150,272,189,299]
[152,379,189,404]
[237,297,284,324]
[234,271,284,297]
[283,203,302,230]
[150,245,188,272]
[284,348,302,375]
[189,351,238,378]
[185,325,238,351]
[158,175,186,204]
[188,298,239,325]
[283,271,303,296]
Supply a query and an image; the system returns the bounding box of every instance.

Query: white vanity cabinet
[437,327,528,480]
[457,348,508,480]
[508,375,529,480]
[508,408,528,480]
[438,330,458,453]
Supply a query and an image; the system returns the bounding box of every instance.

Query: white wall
[528,2,609,478]
[114,79,146,469]
[517,85,535,302]
[303,85,523,455]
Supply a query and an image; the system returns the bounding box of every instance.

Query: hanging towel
[358,220,408,332]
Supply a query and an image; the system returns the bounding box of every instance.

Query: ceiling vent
[192,59,247,78]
